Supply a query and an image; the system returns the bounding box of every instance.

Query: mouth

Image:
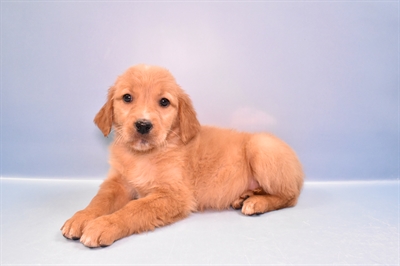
[114,127,156,152]
[130,136,154,152]
[139,138,149,145]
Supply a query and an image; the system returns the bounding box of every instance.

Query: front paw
[61,210,97,240]
[80,216,124,248]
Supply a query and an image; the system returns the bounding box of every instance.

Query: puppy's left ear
[178,91,201,143]
[94,86,115,137]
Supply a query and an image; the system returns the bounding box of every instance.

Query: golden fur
[61,65,304,247]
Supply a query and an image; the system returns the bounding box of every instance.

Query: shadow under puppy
[61,65,304,248]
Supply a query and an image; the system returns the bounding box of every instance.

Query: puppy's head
[94,65,200,152]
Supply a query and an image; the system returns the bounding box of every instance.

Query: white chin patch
[133,139,152,151]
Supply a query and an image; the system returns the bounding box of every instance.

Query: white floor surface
[1,178,399,265]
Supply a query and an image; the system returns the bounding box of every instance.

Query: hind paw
[241,196,268,216]
[231,190,254,209]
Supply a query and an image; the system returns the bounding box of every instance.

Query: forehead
[115,66,179,96]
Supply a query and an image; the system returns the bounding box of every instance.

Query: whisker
[111,126,125,145]
[167,129,183,143]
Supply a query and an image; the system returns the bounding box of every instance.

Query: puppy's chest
[115,154,158,195]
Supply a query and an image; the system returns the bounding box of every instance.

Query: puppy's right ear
[94,86,115,137]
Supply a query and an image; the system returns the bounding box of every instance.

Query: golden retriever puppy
[61,65,304,247]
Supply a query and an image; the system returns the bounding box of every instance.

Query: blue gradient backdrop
[1,1,398,181]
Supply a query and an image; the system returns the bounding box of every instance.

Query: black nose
[135,120,153,135]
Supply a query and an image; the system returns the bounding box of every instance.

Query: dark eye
[122,94,132,103]
[159,98,170,107]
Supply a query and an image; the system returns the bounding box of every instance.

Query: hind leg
[232,187,296,216]
[241,194,298,216]
[231,187,266,210]
[241,134,304,216]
